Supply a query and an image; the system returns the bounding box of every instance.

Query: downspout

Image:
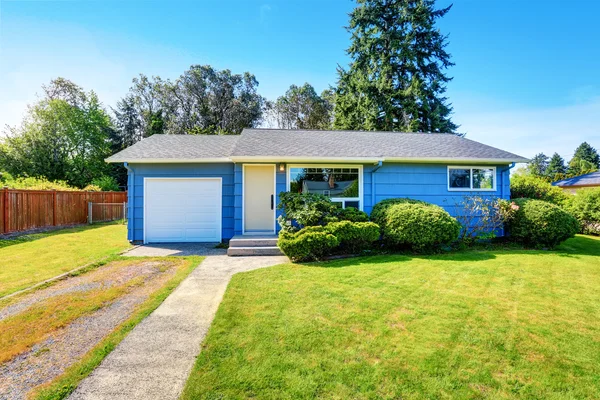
[499,162,516,199]
[371,160,383,213]
[124,162,135,242]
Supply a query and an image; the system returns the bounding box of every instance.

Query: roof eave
[105,157,233,164]
[381,157,530,164]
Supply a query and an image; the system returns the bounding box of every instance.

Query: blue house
[107,129,528,245]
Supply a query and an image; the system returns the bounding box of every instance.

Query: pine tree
[572,142,600,168]
[334,0,457,133]
[527,153,549,177]
[546,152,566,181]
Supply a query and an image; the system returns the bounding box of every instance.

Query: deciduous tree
[272,83,333,129]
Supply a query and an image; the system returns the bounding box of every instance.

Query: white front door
[244,165,275,234]
[144,178,222,243]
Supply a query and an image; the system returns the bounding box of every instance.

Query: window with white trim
[448,166,496,191]
[288,166,362,209]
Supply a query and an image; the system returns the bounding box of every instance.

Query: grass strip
[30,255,204,400]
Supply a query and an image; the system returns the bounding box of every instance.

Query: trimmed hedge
[278,228,339,262]
[568,188,600,235]
[278,221,381,262]
[336,207,369,222]
[506,198,580,248]
[382,203,461,252]
[370,198,426,230]
[324,221,380,253]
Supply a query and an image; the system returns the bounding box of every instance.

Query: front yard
[0,223,203,399]
[0,224,131,297]
[183,235,600,399]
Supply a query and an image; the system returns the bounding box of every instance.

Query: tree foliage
[546,152,566,181]
[0,79,114,188]
[271,83,333,129]
[333,0,457,133]
[527,153,549,177]
[118,66,266,138]
[573,142,600,168]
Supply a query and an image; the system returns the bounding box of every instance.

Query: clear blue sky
[1,0,599,161]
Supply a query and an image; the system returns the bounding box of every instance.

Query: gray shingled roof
[106,134,239,162]
[107,129,529,163]
[553,171,600,187]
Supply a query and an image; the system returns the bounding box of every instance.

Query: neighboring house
[552,171,600,193]
[106,129,528,244]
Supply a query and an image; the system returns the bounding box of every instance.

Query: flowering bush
[453,196,519,241]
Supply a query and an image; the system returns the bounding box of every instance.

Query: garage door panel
[144,178,222,243]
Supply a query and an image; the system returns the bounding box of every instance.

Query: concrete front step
[227,246,284,256]
[229,237,278,248]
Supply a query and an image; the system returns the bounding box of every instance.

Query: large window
[448,166,496,191]
[288,166,362,209]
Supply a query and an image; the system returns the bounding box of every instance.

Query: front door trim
[242,164,276,235]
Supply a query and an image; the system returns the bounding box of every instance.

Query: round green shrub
[370,198,427,230]
[506,198,580,248]
[324,221,380,253]
[335,207,369,222]
[382,203,461,252]
[568,188,600,235]
[278,227,339,262]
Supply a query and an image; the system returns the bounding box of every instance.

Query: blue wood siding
[127,163,235,242]
[364,163,511,216]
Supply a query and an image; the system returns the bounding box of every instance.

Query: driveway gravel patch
[0,259,186,400]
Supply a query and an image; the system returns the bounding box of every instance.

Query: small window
[448,167,495,191]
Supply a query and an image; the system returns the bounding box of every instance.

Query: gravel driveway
[0,259,185,400]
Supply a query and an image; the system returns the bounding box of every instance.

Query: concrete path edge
[68,254,288,400]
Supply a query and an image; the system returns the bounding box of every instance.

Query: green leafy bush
[510,175,570,206]
[1,175,78,191]
[277,192,337,230]
[506,198,580,248]
[278,227,339,262]
[335,207,369,222]
[324,221,380,253]
[370,198,426,230]
[382,203,461,252]
[90,175,120,191]
[567,188,600,235]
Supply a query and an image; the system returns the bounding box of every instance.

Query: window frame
[286,164,364,211]
[447,166,497,192]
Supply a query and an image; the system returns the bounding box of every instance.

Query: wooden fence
[0,188,127,235]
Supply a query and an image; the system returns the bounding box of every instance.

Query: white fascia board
[382,157,529,164]
[105,157,233,164]
[229,156,382,163]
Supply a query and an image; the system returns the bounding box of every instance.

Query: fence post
[52,190,57,226]
[123,202,127,224]
[3,187,8,234]
[88,201,93,224]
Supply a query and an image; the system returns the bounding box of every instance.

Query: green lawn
[0,224,131,297]
[183,235,600,400]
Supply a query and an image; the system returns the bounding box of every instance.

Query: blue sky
[1,0,599,161]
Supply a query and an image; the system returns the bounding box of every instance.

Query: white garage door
[144,178,222,243]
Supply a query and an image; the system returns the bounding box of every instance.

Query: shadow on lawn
[0,222,122,250]
[308,235,600,269]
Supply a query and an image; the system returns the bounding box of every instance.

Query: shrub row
[510,175,600,238]
[278,221,380,262]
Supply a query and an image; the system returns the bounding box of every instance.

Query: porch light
[278,163,286,172]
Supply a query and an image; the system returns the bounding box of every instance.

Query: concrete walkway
[69,254,288,400]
